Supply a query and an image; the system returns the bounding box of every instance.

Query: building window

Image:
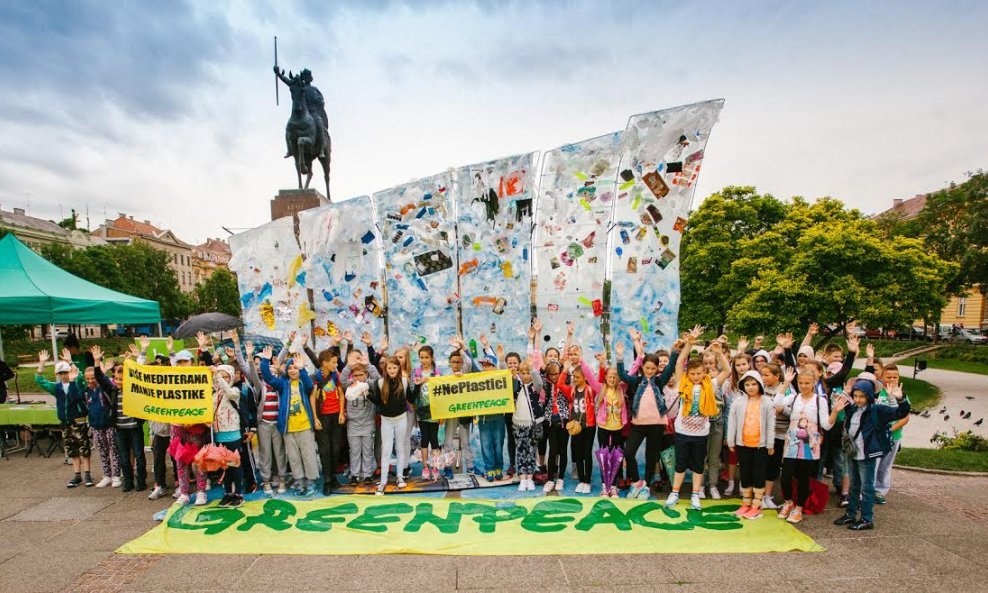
[958,297,967,317]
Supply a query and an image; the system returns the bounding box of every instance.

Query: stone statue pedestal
[270,188,329,222]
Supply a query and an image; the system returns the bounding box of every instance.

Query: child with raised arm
[667,331,731,510]
[833,378,909,530]
[619,329,683,500]
[726,370,781,519]
[776,367,841,524]
[556,350,601,494]
[258,347,320,497]
[595,354,628,498]
[35,349,92,488]
[513,360,545,491]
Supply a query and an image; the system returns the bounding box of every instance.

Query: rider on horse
[274,67,329,158]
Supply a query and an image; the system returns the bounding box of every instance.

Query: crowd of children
[34,320,910,530]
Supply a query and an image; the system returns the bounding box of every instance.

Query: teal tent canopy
[0,234,161,324]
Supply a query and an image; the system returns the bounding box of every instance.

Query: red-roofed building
[193,238,231,284]
[874,193,928,221]
[96,213,196,293]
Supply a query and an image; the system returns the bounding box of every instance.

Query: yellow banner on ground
[122,359,213,424]
[117,496,823,556]
[427,369,514,420]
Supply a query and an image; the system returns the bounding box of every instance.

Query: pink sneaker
[777,501,795,520]
[422,467,432,480]
[734,505,751,517]
[743,506,763,520]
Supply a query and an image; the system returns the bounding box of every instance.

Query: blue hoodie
[843,379,910,459]
[259,358,316,434]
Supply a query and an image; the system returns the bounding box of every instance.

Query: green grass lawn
[848,369,941,411]
[896,448,988,473]
[9,364,54,396]
[899,357,988,376]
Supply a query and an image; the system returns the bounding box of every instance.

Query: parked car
[865,327,897,340]
[952,328,987,345]
[44,329,69,339]
[900,326,934,342]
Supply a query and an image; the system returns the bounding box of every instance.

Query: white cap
[54,361,71,374]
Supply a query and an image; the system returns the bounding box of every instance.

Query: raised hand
[736,336,749,353]
[615,341,625,358]
[783,367,796,386]
[808,322,820,336]
[138,335,151,352]
[127,343,140,358]
[527,324,536,342]
[834,393,851,412]
[343,329,354,343]
[594,352,607,365]
[300,332,310,346]
[847,329,860,353]
[166,336,174,352]
[889,383,904,400]
[629,328,642,343]
[753,335,764,347]
[866,343,875,359]
[533,318,543,333]
[37,350,50,372]
[378,335,389,352]
[479,333,490,348]
[196,331,209,350]
[361,331,373,346]
[709,340,723,353]
[687,325,703,342]
[230,330,240,344]
[287,330,297,344]
[225,346,236,359]
[61,348,73,362]
[90,345,104,362]
[672,338,687,352]
[495,343,505,361]
[68,365,80,382]
[261,345,274,360]
[244,341,255,357]
[566,321,575,336]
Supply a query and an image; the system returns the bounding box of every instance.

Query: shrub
[930,430,988,452]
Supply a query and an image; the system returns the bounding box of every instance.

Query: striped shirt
[260,383,279,423]
[115,390,138,429]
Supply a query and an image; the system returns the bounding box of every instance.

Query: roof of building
[0,208,69,234]
[101,214,191,248]
[874,193,928,221]
[196,238,231,255]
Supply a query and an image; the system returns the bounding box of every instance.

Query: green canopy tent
[0,233,161,359]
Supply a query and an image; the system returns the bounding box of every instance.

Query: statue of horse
[279,69,331,199]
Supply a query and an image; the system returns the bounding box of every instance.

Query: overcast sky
[1,0,985,245]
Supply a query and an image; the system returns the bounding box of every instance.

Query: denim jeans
[847,456,878,523]
[874,440,900,496]
[818,439,847,491]
[478,415,506,473]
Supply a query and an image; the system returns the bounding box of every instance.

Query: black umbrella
[173,312,244,339]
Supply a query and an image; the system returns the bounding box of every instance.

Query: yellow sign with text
[427,369,514,420]
[122,359,213,424]
[117,495,823,556]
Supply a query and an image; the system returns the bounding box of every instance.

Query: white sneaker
[111,477,122,488]
[761,496,778,510]
[724,483,736,496]
[518,481,528,492]
[172,489,181,499]
[95,477,113,488]
[263,482,273,495]
[527,480,537,491]
[710,486,722,500]
[174,494,190,506]
[194,491,208,506]
[665,492,680,507]
[690,493,702,510]
[148,486,167,500]
[277,482,287,494]
[696,489,706,499]
[543,480,555,493]
[555,479,564,491]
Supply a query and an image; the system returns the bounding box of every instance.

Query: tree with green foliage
[679,186,787,331]
[195,268,241,317]
[36,240,190,319]
[914,171,987,295]
[681,187,957,348]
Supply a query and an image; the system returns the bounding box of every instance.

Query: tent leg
[50,324,57,360]
[158,322,163,337]
[0,326,4,361]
